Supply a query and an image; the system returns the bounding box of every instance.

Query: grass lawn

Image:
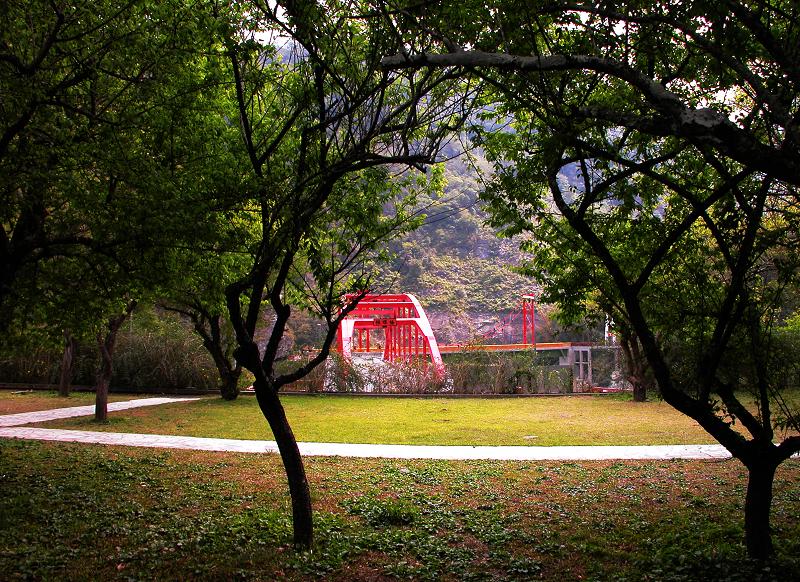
[29,393,726,446]
[1,439,798,581]
[0,389,141,415]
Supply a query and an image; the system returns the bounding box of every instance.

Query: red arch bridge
[335,293,601,387]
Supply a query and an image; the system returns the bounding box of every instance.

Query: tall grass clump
[0,307,219,391]
[445,351,572,394]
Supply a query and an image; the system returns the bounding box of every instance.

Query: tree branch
[381,50,800,186]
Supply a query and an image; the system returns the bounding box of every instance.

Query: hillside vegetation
[382,152,539,343]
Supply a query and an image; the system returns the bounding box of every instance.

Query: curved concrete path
[0,397,734,460]
[0,397,200,427]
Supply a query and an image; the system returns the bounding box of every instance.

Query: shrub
[275,352,329,393]
[321,352,368,393]
[0,307,218,391]
[0,346,62,385]
[110,317,218,391]
[274,349,612,395]
[445,351,571,394]
[366,359,450,394]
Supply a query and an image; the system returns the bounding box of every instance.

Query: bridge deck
[351,342,593,355]
[439,342,591,353]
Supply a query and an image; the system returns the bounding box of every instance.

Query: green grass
[32,393,723,446]
[1,439,798,581]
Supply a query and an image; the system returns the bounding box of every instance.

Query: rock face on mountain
[381,151,542,344]
[287,149,593,349]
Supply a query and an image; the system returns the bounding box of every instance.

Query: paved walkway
[0,426,731,460]
[0,397,200,427]
[0,396,734,460]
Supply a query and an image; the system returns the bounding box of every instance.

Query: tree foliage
[201,0,475,548]
[1,0,473,548]
[382,0,800,559]
[1,0,228,416]
[0,0,257,406]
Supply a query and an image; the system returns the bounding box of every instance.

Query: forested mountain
[382,146,539,344]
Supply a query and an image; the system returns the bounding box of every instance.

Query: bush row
[280,351,593,395]
[1,311,617,395]
[0,313,219,392]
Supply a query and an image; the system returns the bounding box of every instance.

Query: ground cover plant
[0,439,798,581]
[29,394,725,446]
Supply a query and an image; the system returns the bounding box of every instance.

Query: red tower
[522,294,536,345]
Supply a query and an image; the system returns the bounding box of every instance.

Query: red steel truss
[334,292,602,389]
[336,293,444,374]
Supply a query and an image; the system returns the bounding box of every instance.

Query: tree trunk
[193,315,241,401]
[620,331,649,402]
[95,346,111,422]
[95,326,117,422]
[631,376,647,403]
[58,329,78,397]
[254,378,313,549]
[94,304,135,421]
[220,367,242,401]
[745,459,778,560]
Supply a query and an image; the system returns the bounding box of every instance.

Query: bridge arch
[336,293,444,374]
